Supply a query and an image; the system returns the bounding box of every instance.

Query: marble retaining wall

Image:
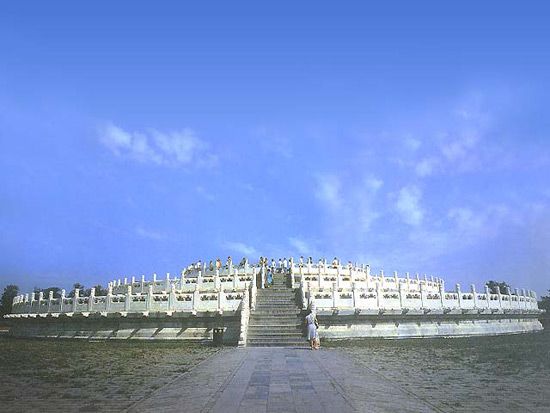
[316,312,543,339]
[7,313,241,344]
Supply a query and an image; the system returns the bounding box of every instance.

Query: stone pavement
[128,347,447,413]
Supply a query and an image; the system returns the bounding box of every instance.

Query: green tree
[33,286,62,298]
[539,290,550,312]
[486,280,511,295]
[68,283,85,298]
[1,284,19,315]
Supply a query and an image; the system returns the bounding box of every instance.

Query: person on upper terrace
[227,256,232,267]
[332,257,339,267]
[278,258,283,271]
[215,258,221,269]
[307,256,313,264]
[300,256,304,265]
[239,257,247,267]
[271,259,276,271]
[209,261,214,271]
[347,261,353,269]
[196,260,202,269]
[283,257,288,269]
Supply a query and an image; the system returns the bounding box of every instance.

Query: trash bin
[213,327,225,346]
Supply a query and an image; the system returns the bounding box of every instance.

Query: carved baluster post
[332,282,338,309]
[394,271,398,288]
[48,291,54,313]
[420,283,425,309]
[146,284,153,311]
[398,282,404,309]
[88,288,95,312]
[456,284,461,309]
[376,281,382,309]
[106,285,112,312]
[124,284,131,312]
[140,275,145,294]
[439,282,445,309]
[366,264,371,281]
[352,282,357,310]
[484,285,490,309]
[73,289,79,313]
[165,272,171,292]
[60,290,66,313]
[215,269,221,290]
[38,292,44,313]
[169,283,176,311]
[496,285,502,309]
[193,284,200,314]
[471,284,477,309]
[233,269,238,289]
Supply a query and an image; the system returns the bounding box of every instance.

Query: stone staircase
[247,272,306,347]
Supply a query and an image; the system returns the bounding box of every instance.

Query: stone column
[165,273,171,292]
[193,284,200,313]
[215,270,221,290]
[88,288,95,312]
[146,284,153,311]
[124,285,131,312]
[106,285,112,312]
[48,291,54,313]
[60,290,66,313]
[72,290,79,313]
[251,268,257,310]
[232,269,238,289]
[169,283,176,311]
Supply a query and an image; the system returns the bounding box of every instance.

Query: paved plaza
[128,347,444,413]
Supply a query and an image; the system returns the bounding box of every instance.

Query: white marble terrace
[7,258,541,319]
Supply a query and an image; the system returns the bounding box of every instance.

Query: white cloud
[98,122,214,167]
[415,157,439,177]
[396,186,424,226]
[223,242,258,257]
[288,237,311,255]
[315,174,341,209]
[135,226,165,241]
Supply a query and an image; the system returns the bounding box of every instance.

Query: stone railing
[8,258,541,318]
[8,283,250,317]
[301,280,540,314]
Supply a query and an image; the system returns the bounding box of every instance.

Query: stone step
[248,331,303,337]
[247,338,307,346]
[248,324,302,330]
[256,301,296,309]
[250,311,302,316]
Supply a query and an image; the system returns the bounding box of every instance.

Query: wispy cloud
[288,236,313,255]
[315,174,342,209]
[135,225,166,241]
[223,241,259,257]
[395,186,424,226]
[98,122,217,167]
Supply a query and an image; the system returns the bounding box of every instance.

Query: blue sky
[1,1,550,296]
